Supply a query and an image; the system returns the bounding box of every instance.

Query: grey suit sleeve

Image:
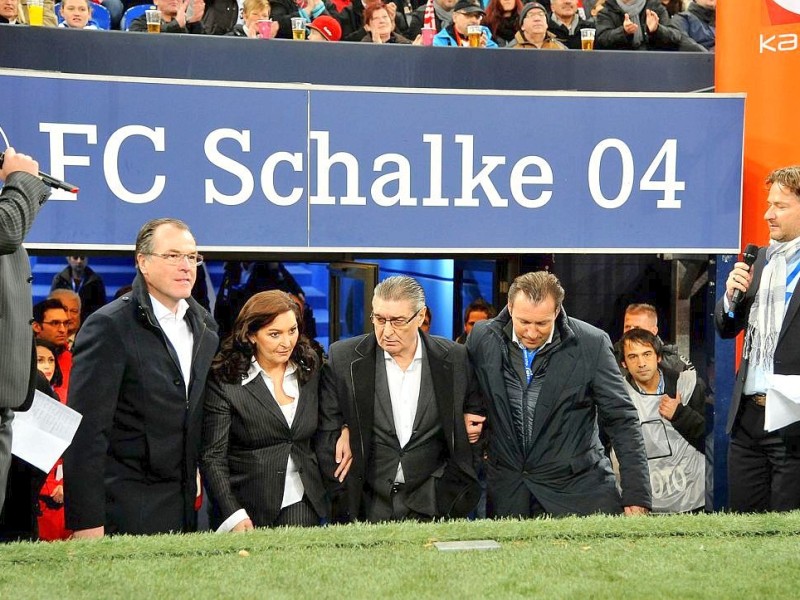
[592,334,652,510]
[200,380,243,523]
[63,312,126,530]
[0,172,49,254]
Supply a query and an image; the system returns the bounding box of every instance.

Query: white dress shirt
[384,334,423,484]
[217,360,303,533]
[149,295,193,396]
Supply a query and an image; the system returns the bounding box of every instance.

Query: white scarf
[744,237,800,372]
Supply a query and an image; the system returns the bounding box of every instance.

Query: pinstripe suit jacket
[201,368,327,528]
[0,172,50,410]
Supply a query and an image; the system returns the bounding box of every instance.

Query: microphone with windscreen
[728,244,759,316]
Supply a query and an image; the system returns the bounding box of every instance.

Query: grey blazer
[0,172,50,409]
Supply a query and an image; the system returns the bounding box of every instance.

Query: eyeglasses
[145,252,204,266]
[371,308,421,329]
[42,320,70,329]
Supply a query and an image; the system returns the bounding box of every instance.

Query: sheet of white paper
[11,390,82,472]
[764,374,800,432]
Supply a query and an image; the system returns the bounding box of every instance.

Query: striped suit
[200,369,327,528]
[0,171,50,511]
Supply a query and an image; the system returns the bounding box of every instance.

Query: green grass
[2,513,800,599]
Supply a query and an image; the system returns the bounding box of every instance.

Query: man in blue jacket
[433,0,498,47]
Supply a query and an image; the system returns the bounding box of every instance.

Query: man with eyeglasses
[432,0,498,47]
[65,218,218,537]
[50,255,107,325]
[318,275,486,522]
[31,298,73,401]
[467,271,651,518]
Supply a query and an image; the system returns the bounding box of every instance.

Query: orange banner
[717,1,800,249]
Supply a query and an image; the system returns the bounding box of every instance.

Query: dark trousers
[729,399,800,512]
[274,497,319,527]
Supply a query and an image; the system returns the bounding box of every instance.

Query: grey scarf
[744,237,800,372]
[435,2,454,30]
[618,0,647,48]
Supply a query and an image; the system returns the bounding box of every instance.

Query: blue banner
[2,71,744,252]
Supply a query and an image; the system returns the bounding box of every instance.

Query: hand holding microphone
[727,243,759,316]
[0,147,79,193]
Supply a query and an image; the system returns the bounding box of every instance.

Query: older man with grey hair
[318,275,485,523]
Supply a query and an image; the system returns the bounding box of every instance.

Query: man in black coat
[64,218,218,537]
[715,165,800,512]
[467,271,651,517]
[318,275,484,522]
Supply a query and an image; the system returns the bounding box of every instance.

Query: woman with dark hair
[35,339,71,541]
[201,291,328,530]
[483,0,523,45]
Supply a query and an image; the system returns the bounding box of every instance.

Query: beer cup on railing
[145,9,162,33]
[580,28,595,50]
[291,17,306,40]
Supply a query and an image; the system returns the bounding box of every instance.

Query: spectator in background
[482,0,522,46]
[129,0,206,32]
[614,303,693,374]
[269,0,337,39]
[34,339,72,540]
[594,0,685,51]
[455,298,496,344]
[659,0,682,16]
[48,289,82,350]
[671,0,714,51]
[58,0,95,28]
[224,0,277,37]
[508,1,566,49]
[307,13,342,40]
[0,0,19,22]
[359,1,412,43]
[407,0,456,39]
[433,0,498,47]
[50,255,106,325]
[339,0,409,42]
[618,328,705,513]
[31,298,72,402]
[420,305,431,333]
[548,0,594,49]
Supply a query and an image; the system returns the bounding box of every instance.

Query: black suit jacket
[715,247,800,437]
[200,368,327,528]
[64,274,218,535]
[318,332,482,521]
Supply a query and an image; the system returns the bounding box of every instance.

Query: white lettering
[204,129,254,206]
[309,131,365,205]
[103,126,166,204]
[510,156,553,208]
[454,134,506,207]
[371,154,416,207]
[422,134,447,207]
[38,123,97,201]
[261,152,304,206]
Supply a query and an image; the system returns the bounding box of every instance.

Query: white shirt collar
[149,294,190,322]
[242,359,298,386]
[511,322,555,352]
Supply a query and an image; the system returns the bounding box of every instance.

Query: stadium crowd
[1,0,715,51]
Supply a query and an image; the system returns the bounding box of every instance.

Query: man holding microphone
[0,148,51,512]
[716,165,800,512]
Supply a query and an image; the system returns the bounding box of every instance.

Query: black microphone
[728,243,759,316]
[0,152,80,194]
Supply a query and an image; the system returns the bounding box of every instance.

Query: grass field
[2,512,800,599]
